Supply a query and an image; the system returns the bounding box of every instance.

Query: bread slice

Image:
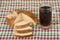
[13,28,32,37]
[15,26,32,30]
[14,10,37,26]
[13,31,32,37]
[14,20,31,29]
[22,13,37,26]
[14,26,32,33]
[13,20,33,37]
[14,13,23,24]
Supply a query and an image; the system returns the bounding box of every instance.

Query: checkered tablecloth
[0,0,60,40]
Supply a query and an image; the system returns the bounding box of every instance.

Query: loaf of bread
[6,10,37,37]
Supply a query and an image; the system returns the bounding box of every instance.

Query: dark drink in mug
[39,6,52,28]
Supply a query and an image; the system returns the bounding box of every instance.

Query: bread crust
[15,30,33,33]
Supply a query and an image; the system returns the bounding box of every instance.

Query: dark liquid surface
[39,6,52,26]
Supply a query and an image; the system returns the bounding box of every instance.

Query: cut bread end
[6,11,18,28]
[6,17,14,28]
